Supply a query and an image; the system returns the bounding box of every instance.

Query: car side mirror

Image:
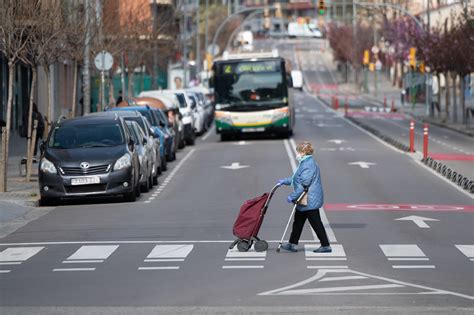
[287,74,293,88]
[150,128,156,137]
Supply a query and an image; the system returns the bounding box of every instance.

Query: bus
[212,52,295,141]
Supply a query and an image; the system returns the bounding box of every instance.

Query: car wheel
[178,138,185,149]
[135,181,141,197]
[141,180,149,193]
[186,136,195,146]
[153,172,158,185]
[148,173,154,188]
[161,158,167,172]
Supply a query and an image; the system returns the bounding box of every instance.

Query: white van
[291,70,304,90]
[288,22,322,38]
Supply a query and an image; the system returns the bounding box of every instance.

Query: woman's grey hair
[296,141,314,155]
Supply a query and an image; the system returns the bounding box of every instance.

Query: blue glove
[287,196,293,204]
[277,179,286,186]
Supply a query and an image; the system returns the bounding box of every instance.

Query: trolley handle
[262,183,282,209]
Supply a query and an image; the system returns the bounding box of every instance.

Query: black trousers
[289,209,330,247]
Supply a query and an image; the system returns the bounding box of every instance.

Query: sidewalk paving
[337,72,474,137]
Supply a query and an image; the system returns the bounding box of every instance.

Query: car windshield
[49,123,124,149]
[215,61,286,106]
[175,93,187,108]
[137,110,157,126]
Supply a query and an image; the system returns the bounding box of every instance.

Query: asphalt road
[0,39,473,314]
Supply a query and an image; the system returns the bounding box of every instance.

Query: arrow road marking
[395,216,439,228]
[220,162,249,170]
[348,161,376,169]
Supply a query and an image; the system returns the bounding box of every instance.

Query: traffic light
[318,0,326,15]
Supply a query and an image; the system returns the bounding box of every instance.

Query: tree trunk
[1,63,15,192]
[445,72,450,121]
[460,75,466,124]
[392,61,398,87]
[437,74,442,118]
[128,71,133,98]
[44,66,52,135]
[71,61,78,118]
[451,73,457,123]
[26,67,37,181]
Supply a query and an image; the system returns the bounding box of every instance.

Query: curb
[422,157,473,193]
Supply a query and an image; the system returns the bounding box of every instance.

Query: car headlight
[113,154,131,171]
[40,158,57,174]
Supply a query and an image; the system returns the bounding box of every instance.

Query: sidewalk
[0,132,40,205]
[338,71,474,137]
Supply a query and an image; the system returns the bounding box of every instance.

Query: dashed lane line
[144,149,196,203]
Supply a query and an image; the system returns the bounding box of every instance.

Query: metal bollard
[409,120,415,153]
[344,97,348,117]
[391,97,395,112]
[423,124,429,160]
[383,96,387,111]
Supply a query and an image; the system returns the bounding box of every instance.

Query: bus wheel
[220,134,230,142]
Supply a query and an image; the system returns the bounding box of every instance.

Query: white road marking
[144,149,196,203]
[138,266,179,270]
[380,245,427,257]
[66,245,119,261]
[288,138,337,243]
[0,240,326,246]
[144,259,185,262]
[319,275,368,282]
[0,247,44,263]
[387,258,430,261]
[278,284,403,295]
[0,262,22,265]
[348,161,376,169]
[225,258,265,261]
[226,248,266,258]
[392,265,436,269]
[306,258,347,261]
[307,266,349,269]
[146,245,194,259]
[201,127,214,141]
[0,270,11,273]
[305,244,346,259]
[62,260,104,264]
[220,162,250,170]
[395,215,439,228]
[53,268,96,272]
[455,245,474,258]
[222,265,264,269]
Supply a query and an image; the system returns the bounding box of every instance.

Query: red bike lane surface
[324,203,474,212]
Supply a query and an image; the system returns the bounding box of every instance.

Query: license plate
[242,127,265,133]
[71,176,100,186]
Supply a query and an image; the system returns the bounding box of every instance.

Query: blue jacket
[282,156,324,211]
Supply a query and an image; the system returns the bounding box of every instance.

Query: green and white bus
[212,52,295,141]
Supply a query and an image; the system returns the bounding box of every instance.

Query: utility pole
[152,0,158,89]
[342,0,346,24]
[183,2,188,88]
[196,0,201,82]
[204,0,209,72]
[353,0,357,86]
[83,0,91,114]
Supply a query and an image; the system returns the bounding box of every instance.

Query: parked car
[188,87,214,128]
[186,92,206,135]
[110,106,175,166]
[38,115,141,206]
[125,120,153,193]
[94,110,161,185]
[138,91,185,149]
[160,90,196,145]
[291,70,304,90]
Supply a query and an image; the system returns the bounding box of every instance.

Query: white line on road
[0,262,22,265]
[0,246,44,262]
[66,245,119,261]
[0,270,11,273]
[319,275,368,282]
[53,268,96,272]
[201,126,214,141]
[380,245,426,257]
[138,266,180,270]
[222,266,264,269]
[307,266,349,269]
[62,260,104,264]
[387,258,430,261]
[392,265,436,269]
[306,258,347,261]
[278,284,403,295]
[144,259,185,262]
[225,258,266,261]
[0,240,343,246]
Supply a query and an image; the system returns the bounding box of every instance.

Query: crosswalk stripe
[0,247,44,263]
[455,245,474,258]
[146,245,193,259]
[379,245,426,257]
[66,245,119,261]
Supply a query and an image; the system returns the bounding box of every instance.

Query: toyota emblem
[80,162,90,169]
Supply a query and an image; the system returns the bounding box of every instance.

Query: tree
[0,0,32,192]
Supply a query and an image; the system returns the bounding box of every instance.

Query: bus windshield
[215,60,287,110]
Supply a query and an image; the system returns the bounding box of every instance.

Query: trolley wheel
[237,240,251,252]
[276,247,281,253]
[254,240,268,252]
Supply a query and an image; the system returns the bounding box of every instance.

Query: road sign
[395,215,439,228]
[221,162,249,170]
[348,161,376,169]
[207,44,220,57]
[94,51,113,71]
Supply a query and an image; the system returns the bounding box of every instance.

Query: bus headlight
[215,111,233,125]
[272,108,289,122]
